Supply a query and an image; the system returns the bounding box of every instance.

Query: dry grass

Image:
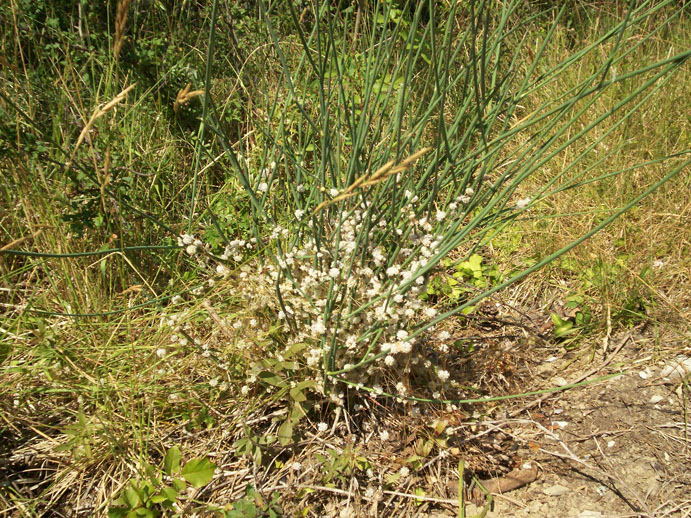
[1,3,689,518]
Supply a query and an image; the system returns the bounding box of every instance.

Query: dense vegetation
[1,1,689,516]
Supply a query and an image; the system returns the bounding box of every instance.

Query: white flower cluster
[178,234,204,256]
[246,197,461,398]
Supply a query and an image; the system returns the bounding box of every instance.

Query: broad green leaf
[107,507,128,518]
[289,380,317,402]
[123,486,141,508]
[161,486,178,502]
[277,419,293,445]
[164,446,181,476]
[181,457,217,488]
[258,370,287,388]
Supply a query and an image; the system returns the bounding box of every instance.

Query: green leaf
[289,380,317,402]
[123,486,141,508]
[164,446,182,476]
[172,478,187,492]
[160,486,178,502]
[258,370,287,388]
[181,457,217,488]
[277,419,293,445]
[108,507,128,518]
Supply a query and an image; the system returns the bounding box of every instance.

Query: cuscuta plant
[108,445,217,518]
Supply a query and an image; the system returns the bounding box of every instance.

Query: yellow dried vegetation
[174,83,205,114]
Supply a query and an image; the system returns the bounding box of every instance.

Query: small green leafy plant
[108,446,217,518]
[425,254,504,309]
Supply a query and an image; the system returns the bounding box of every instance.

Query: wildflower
[653,259,664,268]
[208,378,219,388]
[297,184,306,193]
[156,348,167,358]
[465,187,474,195]
[516,196,531,209]
[277,310,286,320]
[216,264,229,276]
[436,211,446,222]
[386,265,400,277]
[294,209,305,219]
[240,385,250,396]
[318,422,329,432]
[249,319,257,327]
[384,355,395,366]
[258,182,269,193]
[424,307,437,318]
[437,369,450,382]
[185,244,198,256]
[311,319,327,335]
[379,430,390,441]
[329,267,340,279]
[396,329,409,340]
[458,195,471,204]
[291,462,302,471]
[330,188,339,197]
[399,466,410,477]
[437,330,451,340]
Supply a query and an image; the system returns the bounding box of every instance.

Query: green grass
[1,1,689,516]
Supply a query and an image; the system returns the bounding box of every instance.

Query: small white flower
[399,466,410,477]
[458,195,471,204]
[216,264,229,276]
[379,430,390,441]
[436,211,446,221]
[386,265,400,277]
[516,196,531,209]
[240,385,250,396]
[437,369,450,382]
[318,422,329,432]
[291,462,302,471]
[330,188,339,197]
[384,355,395,366]
[653,259,664,269]
[297,184,306,193]
[277,310,286,320]
[329,267,340,279]
[294,209,305,219]
[186,244,198,255]
[258,182,269,193]
[156,348,167,358]
[208,378,219,388]
[424,307,437,318]
[437,330,451,340]
[249,319,257,327]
